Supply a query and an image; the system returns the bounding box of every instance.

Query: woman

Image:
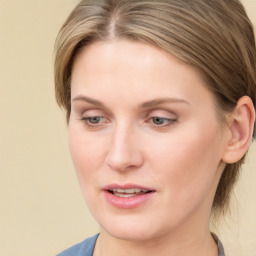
[54,0,256,255]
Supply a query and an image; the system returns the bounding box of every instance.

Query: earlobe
[222,96,255,164]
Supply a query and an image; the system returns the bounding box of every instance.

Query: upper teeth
[110,188,148,193]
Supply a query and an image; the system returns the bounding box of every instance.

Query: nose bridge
[105,121,143,171]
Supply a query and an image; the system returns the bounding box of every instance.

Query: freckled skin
[68,40,227,255]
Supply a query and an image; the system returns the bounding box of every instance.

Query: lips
[103,184,156,208]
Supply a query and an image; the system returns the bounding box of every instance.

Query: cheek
[68,125,107,210]
[68,125,104,182]
[148,123,223,198]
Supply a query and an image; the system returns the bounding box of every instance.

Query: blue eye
[81,116,105,126]
[86,116,103,124]
[151,117,176,127]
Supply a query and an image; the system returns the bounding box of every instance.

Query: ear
[222,96,255,164]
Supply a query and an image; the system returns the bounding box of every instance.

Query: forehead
[71,39,214,109]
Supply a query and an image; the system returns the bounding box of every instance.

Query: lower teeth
[113,193,144,198]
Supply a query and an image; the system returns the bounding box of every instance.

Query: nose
[105,125,144,172]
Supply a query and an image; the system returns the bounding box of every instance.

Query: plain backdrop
[0,1,255,255]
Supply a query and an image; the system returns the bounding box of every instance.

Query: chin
[105,226,156,242]
[98,213,173,242]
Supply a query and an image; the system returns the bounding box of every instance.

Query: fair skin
[68,40,254,256]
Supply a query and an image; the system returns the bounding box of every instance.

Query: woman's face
[69,40,228,241]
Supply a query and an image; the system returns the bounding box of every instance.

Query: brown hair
[54,0,256,215]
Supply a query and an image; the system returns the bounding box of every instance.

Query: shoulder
[57,234,99,256]
[211,233,225,256]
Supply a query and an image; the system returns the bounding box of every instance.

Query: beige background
[0,1,255,255]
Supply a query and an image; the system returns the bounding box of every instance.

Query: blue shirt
[57,233,225,256]
[57,234,99,256]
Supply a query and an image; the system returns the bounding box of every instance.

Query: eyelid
[79,107,114,120]
[71,102,112,117]
[147,108,177,118]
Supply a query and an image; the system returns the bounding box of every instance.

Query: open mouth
[107,188,154,198]
[103,185,156,208]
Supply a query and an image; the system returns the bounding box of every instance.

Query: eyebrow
[72,95,190,108]
[140,98,190,108]
[72,95,104,107]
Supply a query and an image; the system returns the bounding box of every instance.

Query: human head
[54,0,256,216]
